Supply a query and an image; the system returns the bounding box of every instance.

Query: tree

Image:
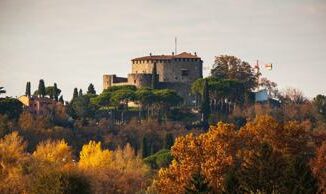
[0,132,28,193]
[211,55,259,92]
[281,87,306,104]
[25,82,31,97]
[184,172,212,194]
[87,83,96,95]
[79,141,111,169]
[313,94,326,122]
[33,139,72,165]
[73,88,78,99]
[201,79,209,128]
[0,87,6,96]
[69,95,95,119]
[53,83,59,101]
[310,142,326,193]
[33,86,61,99]
[237,143,287,193]
[0,97,23,119]
[79,89,83,97]
[259,77,279,98]
[38,79,46,97]
[154,123,235,193]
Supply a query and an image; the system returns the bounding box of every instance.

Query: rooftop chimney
[149,53,152,56]
[172,52,174,56]
[194,52,197,56]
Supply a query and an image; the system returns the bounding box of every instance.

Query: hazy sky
[0,0,325,100]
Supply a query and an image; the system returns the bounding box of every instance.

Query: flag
[265,63,272,70]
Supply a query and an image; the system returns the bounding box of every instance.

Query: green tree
[33,86,61,99]
[90,91,111,107]
[53,83,59,101]
[201,79,209,128]
[87,83,96,95]
[135,88,156,118]
[79,89,83,97]
[111,89,135,110]
[73,88,78,100]
[69,96,95,119]
[25,82,31,97]
[0,97,23,119]
[313,94,326,122]
[38,79,46,97]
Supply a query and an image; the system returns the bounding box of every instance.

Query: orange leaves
[155,123,237,193]
[154,115,318,193]
[310,142,326,193]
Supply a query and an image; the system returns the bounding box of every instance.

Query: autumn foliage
[153,115,321,193]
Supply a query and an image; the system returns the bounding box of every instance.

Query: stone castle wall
[127,73,153,88]
[131,58,202,83]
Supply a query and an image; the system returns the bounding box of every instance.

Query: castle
[103,52,203,103]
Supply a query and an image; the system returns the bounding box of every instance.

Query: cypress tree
[151,63,158,89]
[38,79,46,98]
[87,83,96,95]
[53,83,58,101]
[25,81,31,97]
[79,89,83,97]
[73,88,78,99]
[201,79,210,130]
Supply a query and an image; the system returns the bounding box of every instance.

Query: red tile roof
[131,52,200,61]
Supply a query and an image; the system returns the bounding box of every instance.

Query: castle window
[181,69,189,76]
[134,80,136,84]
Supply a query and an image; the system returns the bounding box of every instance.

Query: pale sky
[0,0,325,100]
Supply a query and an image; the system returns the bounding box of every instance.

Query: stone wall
[103,74,128,90]
[131,59,202,83]
[127,73,153,88]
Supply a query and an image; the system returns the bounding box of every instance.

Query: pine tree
[59,96,64,104]
[151,63,158,89]
[87,83,96,95]
[53,83,58,101]
[73,88,78,99]
[184,172,212,194]
[25,81,31,97]
[38,79,46,98]
[79,89,83,97]
[201,79,210,130]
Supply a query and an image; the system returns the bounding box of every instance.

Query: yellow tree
[78,140,111,169]
[0,132,28,193]
[33,139,72,165]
